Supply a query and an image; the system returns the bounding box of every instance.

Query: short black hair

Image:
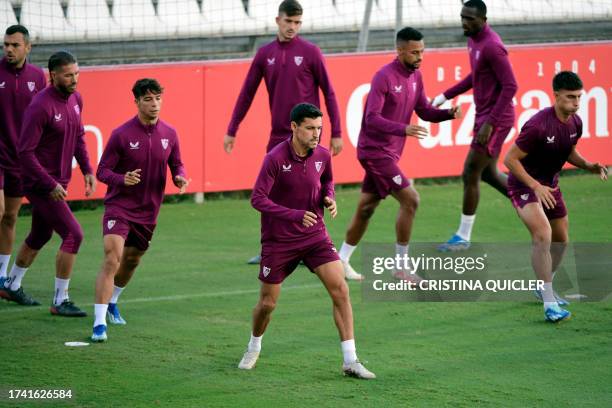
[5,25,30,43]
[278,0,302,17]
[463,0,487,17]
[132,78,164,99]
[290,103,322,125]
[48,51,76,72]
[396,27,423,44]
[552,71,583,92]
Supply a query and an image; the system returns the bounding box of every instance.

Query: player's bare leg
[338,193,380,280]
[239,282,281,369]
[315,260,375,379]
[517,203,570,322]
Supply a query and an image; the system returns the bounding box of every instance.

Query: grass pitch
[1,173,611,407]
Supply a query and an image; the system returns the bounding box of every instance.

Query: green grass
[1,174,611,407]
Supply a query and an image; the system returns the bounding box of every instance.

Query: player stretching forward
[238,103,375,379]
[504,71,607,322]
[224,0,342,265]
[91,79,188,342]
[338,27,460,281]
[0,25,46,302]
[434,0,518,251]
[2,51,95,316]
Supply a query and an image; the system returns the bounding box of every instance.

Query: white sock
[248,333,263,352]
[94,304,108,327]
[338,242,357,262]
[0,254,10,278]
[542,282,557,309]
[341,339,358,365]
[109,285,125,304]
[395,243,411,270]
[53,278,70,306]
[7,264,28,290]
[456,214,476,241]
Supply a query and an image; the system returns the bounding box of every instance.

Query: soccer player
[434,0,518,251]
[223,0,342,264]
[237,103,375,379]
[1,51,95,316]
[0,25,46,300]
[337,27,461,281]
[504,71,607,322]
[91,78,188,342]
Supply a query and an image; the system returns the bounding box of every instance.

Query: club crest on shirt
[129,142,140,150]
[107,220,116,230]
[392,175,402,185]
[294,56,303,66]
[546,136,555,144]
[28,81,36,92]
[520,194,529,201]
[315,161,322,173]
[282,164,292,172]
[161,138,169,150]
[73,104,80,115]
[393,85,402,93]
[267,57,275,66]
[0,82,5,89]
[262,266,271,277]
[54,113,62,122]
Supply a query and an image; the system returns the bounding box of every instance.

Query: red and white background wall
[67,41,611,199]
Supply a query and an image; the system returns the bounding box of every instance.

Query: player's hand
[329,137,343,156]
[174,175,191,194]
[449,105,462,119]
[323,196,337,218]
[533,183,557,210]
[124,169,141,186]
[587,162,608,181]
[84,173,96,197]
[432,93,447,107]
[302,211,318,227]
[224,134,235,154]
[476,122,494,145]
[49,184,67,201]
[405,125,428,139]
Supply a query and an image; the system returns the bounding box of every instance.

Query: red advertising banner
[67,41,610,199]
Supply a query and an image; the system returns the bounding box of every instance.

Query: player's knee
[531,227,552,245]
[103,252,121,272]
[0,211,18,229]
[61,225,84,254]
[331,281,350,304]
[358,203,377,220]
[123,254,141,269]
[400,191,419,213]
[259,297,277,314]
